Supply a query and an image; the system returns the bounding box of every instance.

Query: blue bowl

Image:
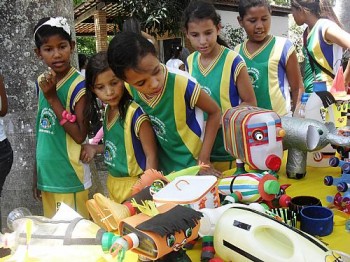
[300,206,333,236]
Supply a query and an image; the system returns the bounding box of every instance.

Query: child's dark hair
[183,0,229,48]
[78,53,88,71]
[291,0,320,17]
[85,51,132,130]
[122,17,142,34]
[238,0,271,18]
[292,0,342,27]
[33,17,72,49]
[107,32,157,81]
[171,45,183,59]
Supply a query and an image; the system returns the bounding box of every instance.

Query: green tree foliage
[221,25,245,49]
[269,0,290,6]
[76,36,96,57]
[118,0,190,36]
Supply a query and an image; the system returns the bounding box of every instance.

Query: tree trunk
[334,0,350,32]
[0,0,75,231]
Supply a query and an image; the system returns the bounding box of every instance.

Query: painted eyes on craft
[166,234,175,247]
[336,104,347,111]
[184,228,192,238]
[252,130,264,141]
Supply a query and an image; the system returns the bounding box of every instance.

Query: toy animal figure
[86,166,205,232]
[111,203,202,261]
[213,206,344,262]
[222,106,285,173]
[281,116,350,179]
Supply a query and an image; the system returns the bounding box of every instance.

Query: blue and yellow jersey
[187,46,244,113]
[103,101,149,177]
[126,65,204,174]
[187,46,244,161]
[36,67,91,193]
[235,36,293,116]
[304,19,343,91]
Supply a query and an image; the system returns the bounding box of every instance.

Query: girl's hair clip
[34,17,71,39]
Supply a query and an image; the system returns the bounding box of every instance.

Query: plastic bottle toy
[222,106,284,173]
[325,157,350,191]
[105,203,202,261]
[218,172,281,204]
[214,205,344,262]
[263,184,291,209]
[281,116,350,179]
[86,166,205,232]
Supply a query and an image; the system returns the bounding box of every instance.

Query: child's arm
[235,66,257,107]
[325,24,350,50]
[32,160,41,201]
[39,68,88,144]
[195,89,221,165]
[325,25,350,85]
[139,120,158,170]
[285,51,304,113]
[80,143,104,163]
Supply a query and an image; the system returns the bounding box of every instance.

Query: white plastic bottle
[294,93,309,118]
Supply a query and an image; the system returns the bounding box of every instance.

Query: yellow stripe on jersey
[134,114,149,139]
[187,55,195,75]
[174,76,202,158]
[268,37,288,116]
[124,103,139,176]
[57,67,76,91]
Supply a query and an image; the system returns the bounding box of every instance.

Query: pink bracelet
[60,110,77,126]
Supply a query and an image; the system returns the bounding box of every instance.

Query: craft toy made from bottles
[218,172,285,205]
[103,203,202,261]
[213,205,345,262]
[152,175,220,210]
[222,106,284,173]
[325,157,350,214]
[281,116,350,179]
[86,165,205,232]
[2,203,109,262]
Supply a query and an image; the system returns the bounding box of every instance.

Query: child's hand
[32,185,42,201]
[80,144,97,163]
[39,67,57,100]
[197,160,222,178]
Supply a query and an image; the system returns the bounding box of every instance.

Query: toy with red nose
[223,106,284,172]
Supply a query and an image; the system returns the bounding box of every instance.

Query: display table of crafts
[2,153,350,262]
[121,153,350,261]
